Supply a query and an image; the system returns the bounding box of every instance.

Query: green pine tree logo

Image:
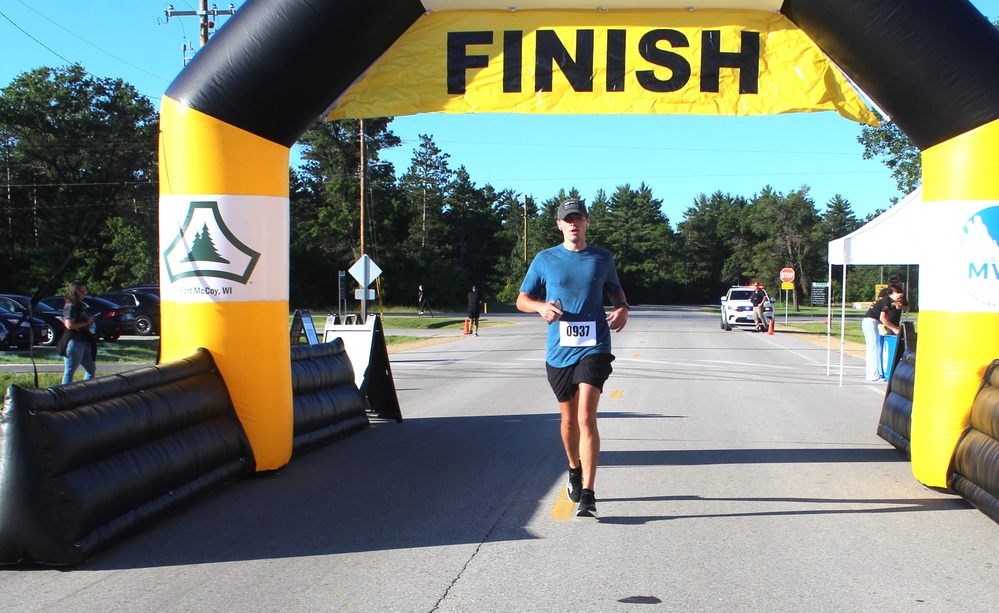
[181,224,231,264]
[164,200,261,284]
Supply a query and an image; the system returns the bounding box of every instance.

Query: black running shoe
[566,466,583,503]
[576,489,597,518]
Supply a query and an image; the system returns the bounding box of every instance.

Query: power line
[14,0,170,84]
[0,9,78,69]
[0,8,163,101]
[4,181,157,189]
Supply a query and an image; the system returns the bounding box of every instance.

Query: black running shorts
[546,353,615,403]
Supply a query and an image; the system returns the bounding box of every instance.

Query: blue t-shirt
[519,244,623,368]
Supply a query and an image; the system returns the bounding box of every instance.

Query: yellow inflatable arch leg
[158,97,293,471]
[912,118,999,487]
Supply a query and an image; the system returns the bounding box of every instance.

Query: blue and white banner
[920,200,999,312]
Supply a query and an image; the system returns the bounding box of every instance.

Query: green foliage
[674,191,746,301]
[858,110,921,194]
[0,65,158,296]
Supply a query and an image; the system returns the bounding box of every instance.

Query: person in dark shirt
[467,285,483,336]
[877,275,910,311]
[417,284,433,317]
[60,280,98,384]
[882,291,906,336]
[862,286,904,381]
[750,283,768,331]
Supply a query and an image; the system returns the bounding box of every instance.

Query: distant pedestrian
[418,284,433,317]
[467,285,483,336]
[59,280,98,385]
[750,282,768,331]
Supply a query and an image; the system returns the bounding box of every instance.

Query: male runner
[516,198,630,518]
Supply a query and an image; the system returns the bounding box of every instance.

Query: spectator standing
[862,286,904,381]
[750,283,768,331]
[59,280,98,385]
[877,274,910,314]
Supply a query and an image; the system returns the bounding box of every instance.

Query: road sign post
[348,255,382,323]
[779,268,795,323]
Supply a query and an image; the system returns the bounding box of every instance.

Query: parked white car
[720,286,774,331]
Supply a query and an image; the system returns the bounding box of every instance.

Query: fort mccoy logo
[163,201,260,285]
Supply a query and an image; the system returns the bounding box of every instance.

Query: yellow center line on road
[551,489,575,521]
[550,389,623,520]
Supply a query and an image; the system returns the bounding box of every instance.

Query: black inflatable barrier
[877,322,917,457]
[948,360,999,523]
[0,349,254,566]
[290,339,369,455]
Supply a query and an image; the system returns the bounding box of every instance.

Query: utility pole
[164,2,237,60]
[359,119,366,257]
[523,195,528,264]
[359,119,369,323]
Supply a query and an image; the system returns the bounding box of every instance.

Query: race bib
[559,320,597,347]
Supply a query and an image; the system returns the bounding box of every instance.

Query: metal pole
[839,264,847,388]
[359,119,367,322]
[359,119,366,258]
[361,259,368,324]
[523,195,528,264]
[199,0,209,46]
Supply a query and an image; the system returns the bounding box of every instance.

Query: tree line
[1,66,917,310]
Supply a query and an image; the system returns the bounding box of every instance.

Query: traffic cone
[463,319,471,335]
[767,318,775,335]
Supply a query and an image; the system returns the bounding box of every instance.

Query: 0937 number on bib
[559,320,597,347]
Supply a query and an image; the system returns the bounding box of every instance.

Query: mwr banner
[326,9,876,125]
[159,194,289,302]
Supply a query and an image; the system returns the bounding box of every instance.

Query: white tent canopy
[826,187,922,385]
[828,187,924,265]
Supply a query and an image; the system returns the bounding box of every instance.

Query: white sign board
[349,255,382,287]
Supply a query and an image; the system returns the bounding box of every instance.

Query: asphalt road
[1,307,995,612]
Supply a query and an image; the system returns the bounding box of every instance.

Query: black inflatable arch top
[164,0,999,151]
[781,0,999,150]
[165,0,426,147]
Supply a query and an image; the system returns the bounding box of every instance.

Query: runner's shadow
[595,494,970,525]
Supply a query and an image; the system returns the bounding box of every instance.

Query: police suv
[720,286,774,331]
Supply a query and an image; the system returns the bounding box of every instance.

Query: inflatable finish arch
[160,0,999,481]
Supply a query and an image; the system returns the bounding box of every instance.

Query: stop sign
[779,267,796,283]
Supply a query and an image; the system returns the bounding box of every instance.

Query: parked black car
[38,296,137,342]
[0,306,50,349]
[99,291,160,336]
[0,294,67,346]
[122,284,160,298]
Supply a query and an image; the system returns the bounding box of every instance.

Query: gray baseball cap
[558,199,587,220]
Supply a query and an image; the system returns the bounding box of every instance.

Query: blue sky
[2,0,997,225]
